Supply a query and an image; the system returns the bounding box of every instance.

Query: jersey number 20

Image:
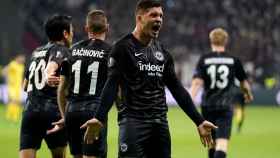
[72,60,99,95]
[207,65,229,89]
[27,59,46,92]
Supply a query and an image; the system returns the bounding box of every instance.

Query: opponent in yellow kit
[2,54,25,122]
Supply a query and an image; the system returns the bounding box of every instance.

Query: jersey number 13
[207,65,229,89]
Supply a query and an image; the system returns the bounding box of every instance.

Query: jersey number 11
[72,60,99,95]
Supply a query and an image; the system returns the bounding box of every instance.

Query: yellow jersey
[6,60,25,100]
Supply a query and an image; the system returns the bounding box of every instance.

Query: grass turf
[0,105,279,158]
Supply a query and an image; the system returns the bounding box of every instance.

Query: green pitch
[0,105,279,158]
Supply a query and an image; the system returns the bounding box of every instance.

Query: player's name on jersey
[33,50,47,58]
[204,57,234,65]
[72,48,105,58]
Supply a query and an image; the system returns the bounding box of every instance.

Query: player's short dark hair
[87,10,108,33]
[135,0,162,15]
[44,14,72,41]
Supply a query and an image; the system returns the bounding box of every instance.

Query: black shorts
[65,111,107,157]
[202,109,233,139]
[118,117,171,158]
[20,109,67,150]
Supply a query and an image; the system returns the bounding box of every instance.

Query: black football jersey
[108,34,177,119]
[61,39,111,106]
[193,52,247,110]
[24,42,70,109]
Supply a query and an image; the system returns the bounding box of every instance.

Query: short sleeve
[193,57,204,79]
[235,58,247,81]
[24,62,30,79]
[49,47,70,66]
[60,60,70,77]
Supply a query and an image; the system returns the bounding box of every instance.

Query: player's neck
[132,27,152,46]
[88,32,106,41]
[52,40,65,46]
[211,45,225,53]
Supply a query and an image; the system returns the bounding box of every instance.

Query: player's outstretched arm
[80,118,103,144]
[197,120,218,148]
[80,71,119,143]
[164,53,217,147]
[166,78,217,147]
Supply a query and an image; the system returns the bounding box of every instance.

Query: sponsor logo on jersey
[138,61,164,72]
[154,51,164,61]
[72,48,104,58]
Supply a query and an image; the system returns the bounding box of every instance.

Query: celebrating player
[81,1,217,158]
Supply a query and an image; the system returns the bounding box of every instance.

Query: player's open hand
[244,93,254,103]
[80,118,103,144]
[46,118,65,135]
[197,120,218,148]
[46,72,60,87]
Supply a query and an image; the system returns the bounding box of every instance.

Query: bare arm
[22,78,28,92]
[240,80,253,103]
[45,61,60,87]
[190,78,204,101]
[57,75,69,118]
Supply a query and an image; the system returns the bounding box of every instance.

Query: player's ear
[105,24,109,33]
[85,25,89,33]
[63,30,69,39]
[136,14,142,23]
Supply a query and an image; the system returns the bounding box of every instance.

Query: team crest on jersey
[120,143,128,152]
[108,57,115,67]
[56,51,62,58]
[154,51,164,61]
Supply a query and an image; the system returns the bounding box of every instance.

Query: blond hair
[209,28,229,46]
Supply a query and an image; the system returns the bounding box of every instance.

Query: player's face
[64,24,74,48]
[141,7,163,39]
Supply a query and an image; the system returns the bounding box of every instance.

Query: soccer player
[190,28,254,158]
[48,10,111,158]
[2,54,25,122]
[81,1,217,158]
[20,14,73,158]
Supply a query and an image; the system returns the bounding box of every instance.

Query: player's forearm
[95,76,119,123]
[57,76,68,118]
[57,92,67,118]
[167,80,205,126]
[22,78,28,92]
[190,78,203,100]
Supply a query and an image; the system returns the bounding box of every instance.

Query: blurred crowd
[17,0,280,89]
